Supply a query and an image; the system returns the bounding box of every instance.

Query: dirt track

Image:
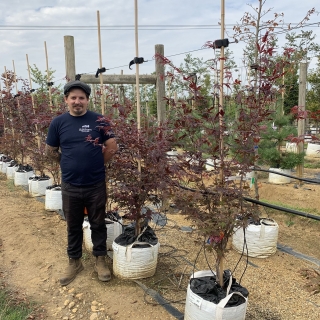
[0,171,319,319]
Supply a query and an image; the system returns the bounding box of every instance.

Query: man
[46,80,118,286]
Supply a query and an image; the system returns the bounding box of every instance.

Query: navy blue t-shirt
[46,110,114,186]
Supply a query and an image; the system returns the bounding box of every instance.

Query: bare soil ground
[0,169,319,320]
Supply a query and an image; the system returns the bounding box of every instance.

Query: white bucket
[306,143,320,158]
[6,165,18,179]
[268,168,291,184]
[45,188,62,211]
[83,218,123,251]
[184,270,248,320]
[232,218,279,258]
[1,162,9,174]
[112,240,160,279]
[14,171,34,186]
[29,178,52,197]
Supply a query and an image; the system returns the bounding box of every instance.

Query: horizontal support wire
[176,159,320,222]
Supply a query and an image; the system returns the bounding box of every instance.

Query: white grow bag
[184,270,248,320]
[306,143,320,158]
[45,188,62,211]
[14,171,34,186]
[112,240,160,279]
[232,218,279,258]
[1,161,10,174]
[268,168,291,184]
[83,218,123,251]
[29,178,52,197]
[6,165,18,179]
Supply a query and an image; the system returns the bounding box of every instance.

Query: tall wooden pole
[155,44,165,123]
[26,54,41,149]
[134,0,142,178]
[97,11,105,115]
[12,60,20,108]
[44,41,53,109]
[134,0,141,131]
[219,0,225,180]
[297,62,307,184]
[64,36,76,82]
[26,54,35,111]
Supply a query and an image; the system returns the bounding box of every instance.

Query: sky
[0,0,319,90]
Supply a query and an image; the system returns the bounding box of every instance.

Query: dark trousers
[61,180,107,259]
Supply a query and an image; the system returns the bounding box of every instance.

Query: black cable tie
[75,74,81,80]
[47,82,54,87]
[30,89,36,93]
[95,67,107,78]
[129,57,145,70]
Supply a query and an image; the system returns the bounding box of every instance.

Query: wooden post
[297,62,307,184]
[64,36,76,82]
[12,60,20,108]
[97,11,105,115]
[26,54,41,150]
[44,41,53,109]
[134,0,141,131]
[155,44,166,123]
[26,54,35,111]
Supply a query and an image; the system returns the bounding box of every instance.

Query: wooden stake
[0,82,6,138]
[97,10,105,115]
[12,60,20,108]
[44,41,53,109]
[297,62,307,185]
[26,54,41,149]
[26,54,35,111]
[4,66,15,137]
[134,0,142,177]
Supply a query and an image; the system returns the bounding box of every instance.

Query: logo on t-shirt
[79,125,92,133]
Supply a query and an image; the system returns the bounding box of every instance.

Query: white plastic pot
[306,143,320,158]
[29,178,52,197]
[1,162,9,174]
[83,218,123,251]
[232,218,279,258]
[6,165,18,180]
[112,240,160,279]
[268,168,291,184]
[184,270,248,320]
[45,188,62,211]
[14,171,35,186]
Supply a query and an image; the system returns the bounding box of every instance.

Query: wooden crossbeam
[80,74,157,85]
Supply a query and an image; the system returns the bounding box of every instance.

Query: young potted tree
[87,96,177,280]
[258,112,305,184]
[155,29,295,319]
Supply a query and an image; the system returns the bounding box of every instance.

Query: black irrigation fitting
[129,57,145,70]
[47,82,54,87]
[95,67,107,78]
[75,74,82,80]
[177,183,320,222]
[30,89,36,93]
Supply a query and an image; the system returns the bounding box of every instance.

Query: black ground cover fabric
[190,270,249,307]
[114,224,158,247]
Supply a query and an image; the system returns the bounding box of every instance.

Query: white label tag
[189,290,202,309]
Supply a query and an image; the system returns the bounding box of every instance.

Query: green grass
[0,288,34,320]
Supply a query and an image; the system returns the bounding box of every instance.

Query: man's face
[64,88,89,116]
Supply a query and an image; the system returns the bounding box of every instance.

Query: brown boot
[59,258,84,286]
[94,256,111,281]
